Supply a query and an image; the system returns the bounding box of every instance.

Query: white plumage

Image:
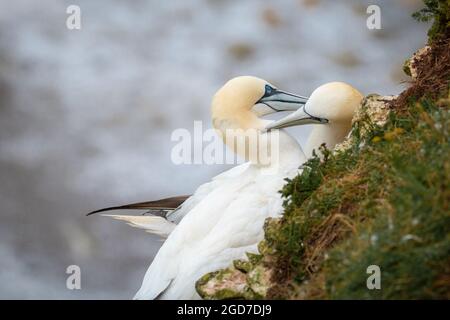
[101,214,176,238]
[135,130,305,299]
[90,77,363,300]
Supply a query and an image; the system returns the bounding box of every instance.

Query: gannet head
[211,76,308,131]
[211,76,308,165]
[265,82,364,130]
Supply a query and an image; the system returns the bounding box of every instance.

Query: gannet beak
[253,89,308,115]
[264,105,329,131]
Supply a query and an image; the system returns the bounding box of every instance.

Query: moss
[247,265,271,298]
[196,2,450,300]
[197,95,449,300]
[246,252,263,265]
[197,97,449,300]
[323,102,449,299]
[265,98,450,299]
[413,0,450,41]
[197,256,268,299]
[234,259,252,273]
[196,271,219,298]
[403,58,412,77]
[196,268,256,300]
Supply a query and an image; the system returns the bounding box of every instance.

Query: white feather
[134,131,305,299]
[101,214,176,238]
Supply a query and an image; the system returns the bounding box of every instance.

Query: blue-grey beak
[265,105,329,131]
[256,87,309,113]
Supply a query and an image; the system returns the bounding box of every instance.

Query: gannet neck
[213,117,304,167]
[274,129,306,168]
[305,121,351,157]
[212,109,265,132]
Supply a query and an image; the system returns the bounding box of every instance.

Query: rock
[196,267,250,299]
[247,265,272,298]
[195,261,273,300]
[233,259,253,273]
[334,94,396,153]
[403,46,431,80]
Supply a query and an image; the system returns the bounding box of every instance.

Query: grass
[265,96,450,299]
[196,0,450,300]
[412,0,450,41]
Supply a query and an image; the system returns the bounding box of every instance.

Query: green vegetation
[266,98,449,299]
[196,0,450,299]
[412,0,450,41]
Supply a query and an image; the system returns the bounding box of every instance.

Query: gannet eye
[264,85,276,97]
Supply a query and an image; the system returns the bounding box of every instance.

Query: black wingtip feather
[86,195,190,217]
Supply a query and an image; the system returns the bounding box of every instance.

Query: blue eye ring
[264,84,276,97]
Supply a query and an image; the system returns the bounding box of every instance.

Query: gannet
[265,82,364,157]
[134,76,317,299]
[87,76,311,240]
[88,78,363,299]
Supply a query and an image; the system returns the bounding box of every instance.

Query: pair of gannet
[88,76,363,299]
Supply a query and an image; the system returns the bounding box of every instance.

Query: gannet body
[134,76,312,299]
[135,132,304,299]
[88,77,363,300]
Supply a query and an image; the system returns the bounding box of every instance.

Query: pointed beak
[264,105,329,131]
[255,90,309,114]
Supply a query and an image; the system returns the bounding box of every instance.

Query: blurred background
[0,0,428,299]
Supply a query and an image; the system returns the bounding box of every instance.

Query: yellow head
[211,76,308,131]
[210,76,308,163]
[265,81,363,130]
[305,82,364,124]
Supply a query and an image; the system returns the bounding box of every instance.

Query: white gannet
[87,76,311,240]
[265,82,364,157]
[134,76,315,300]
[88,78,363,300]
[87,83,363,233]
